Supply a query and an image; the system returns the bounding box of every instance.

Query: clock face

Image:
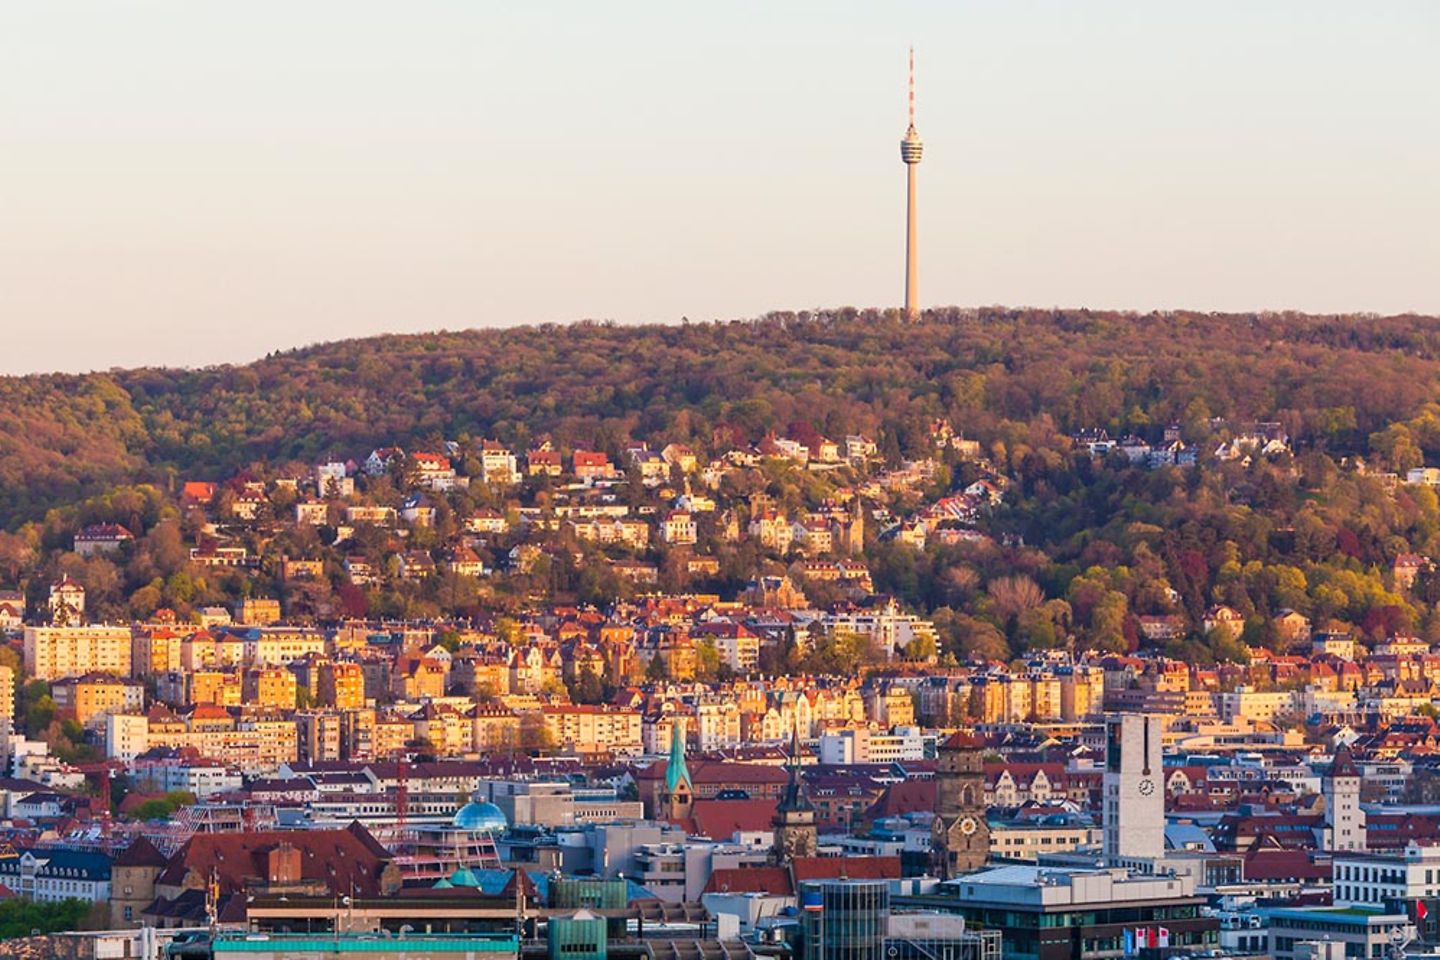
[1138,778,1156,797]
[959,816,979,835]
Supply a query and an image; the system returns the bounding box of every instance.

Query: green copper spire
[665,717,692,794]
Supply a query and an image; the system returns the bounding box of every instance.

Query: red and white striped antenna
[907,46,916,129]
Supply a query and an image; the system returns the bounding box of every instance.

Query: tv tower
[900,47,924,320]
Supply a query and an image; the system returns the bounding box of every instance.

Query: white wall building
[818,727,925,764]
[1333,842,1440,908]
[1103,713,1165,863]
[105,714,150,762]
[1323,747,1366,852]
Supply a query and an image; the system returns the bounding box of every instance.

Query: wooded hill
[4,306,1438,531]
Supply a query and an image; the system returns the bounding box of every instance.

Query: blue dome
[452,800,507,833]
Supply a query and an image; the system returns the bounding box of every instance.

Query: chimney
[267,842,302,885]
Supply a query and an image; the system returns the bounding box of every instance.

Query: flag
[1124,929,1135,956]
[1135,928,1149,950]
[1158,928,1170,948]
[1419,901,1430,922]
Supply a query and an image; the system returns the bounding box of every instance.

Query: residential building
[0,848,112,903]
[51,673,145,726]
[24,625,132,680]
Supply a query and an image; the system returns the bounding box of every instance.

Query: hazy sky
[1,2,1436,375]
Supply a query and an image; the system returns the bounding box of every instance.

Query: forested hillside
[5,306,1440,531]
[7,306,1440,667]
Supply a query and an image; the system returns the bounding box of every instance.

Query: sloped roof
[637,759,789,786]
[866,779,936,820]
[791,856,901,882]
[157,824,390,896]
[705,866,793,897]
[689,798,780,839]
[113,836,168,868]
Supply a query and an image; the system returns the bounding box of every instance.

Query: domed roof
[452,800,508,833]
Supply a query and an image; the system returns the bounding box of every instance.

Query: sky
[1,2,1436,375]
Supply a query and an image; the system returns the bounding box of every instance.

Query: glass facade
[803,881,891,960]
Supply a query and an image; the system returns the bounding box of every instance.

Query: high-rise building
[900,48,924,320]
[932,731,989,877]
[1102,713,1165,863]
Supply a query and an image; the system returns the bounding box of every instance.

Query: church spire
[777,720,815,816]
[771,718,818,865]
[665,717,692,795]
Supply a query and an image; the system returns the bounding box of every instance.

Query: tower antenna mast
[900,47,924,321]
[908,46,916,129]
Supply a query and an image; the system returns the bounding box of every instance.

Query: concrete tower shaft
[901,48,923,320]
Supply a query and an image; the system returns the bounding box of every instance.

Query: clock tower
[1102,713,1165,864]
[932,731,989,878]
[771,724,818,865]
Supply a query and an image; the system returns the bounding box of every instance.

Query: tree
[0,898,93,939]
[127,790,195,822]
[932,607,1009,663]
[569,668,606,705]
[802,629,878,675]
[22,680,55,736]
[987,575,1045,621]
[693,640,723,682]
[1369,423,1423,472]
[1088,591,1129,653]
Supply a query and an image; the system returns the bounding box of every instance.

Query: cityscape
[2,5,1438,960]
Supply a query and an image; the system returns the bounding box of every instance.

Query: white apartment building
[820,599,939,659]
[817,727,925,764]
[106,714,150,762]
[24,625,132,680]
[1217,687,1296,725]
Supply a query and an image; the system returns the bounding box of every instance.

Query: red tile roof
[688,798,780,839]
[791,856,901,882]
[157,823,391,897]
[705,867,793,897]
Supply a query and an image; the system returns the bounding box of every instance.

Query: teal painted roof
[450,866,482,887]
[215,934,517,953]
[437,869,659,903]
[665,720,692,794]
